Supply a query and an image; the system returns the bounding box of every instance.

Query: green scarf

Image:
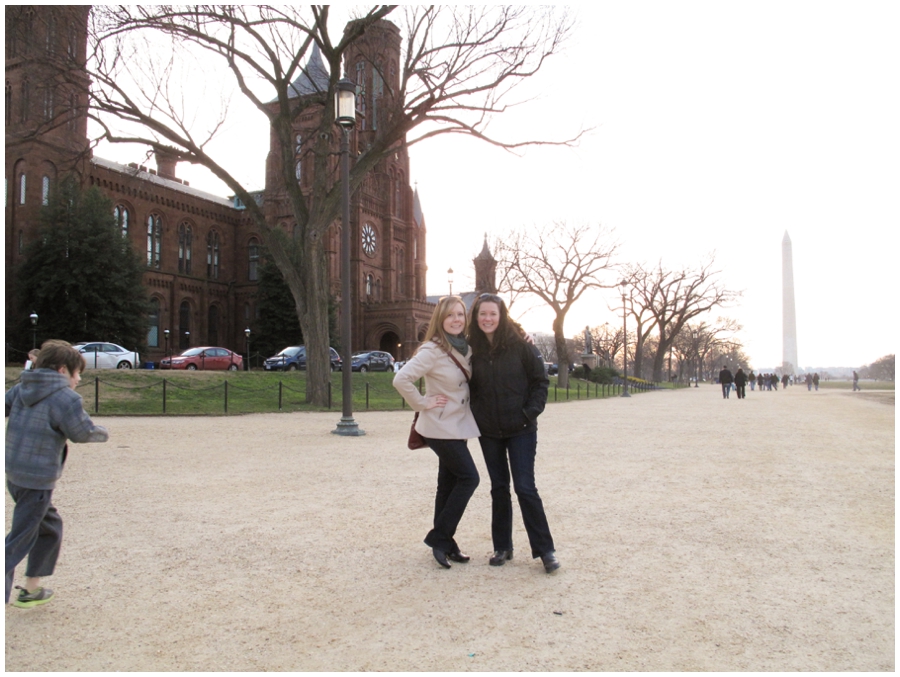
[446,333,469,357]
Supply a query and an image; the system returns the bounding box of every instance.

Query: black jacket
[469,340,549,439]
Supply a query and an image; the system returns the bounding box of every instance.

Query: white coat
[392,341,481,440]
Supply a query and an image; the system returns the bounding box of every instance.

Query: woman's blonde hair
[420,296,467,352]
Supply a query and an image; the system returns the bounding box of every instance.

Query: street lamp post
[163,329,170,360]
[244,327,251,371]
[332,77,364,436]
[447,268,454,296]
[620,281,630,397]
[29,312,38,350]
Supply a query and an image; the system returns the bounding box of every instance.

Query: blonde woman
[393,296,480,569]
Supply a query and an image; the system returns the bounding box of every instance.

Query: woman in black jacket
[468,294,559,573]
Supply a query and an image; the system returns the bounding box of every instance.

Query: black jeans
[479,432,554,558]
[423,438,480,553]
[5,481,63,603]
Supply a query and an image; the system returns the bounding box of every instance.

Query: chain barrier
[8,371,667,415]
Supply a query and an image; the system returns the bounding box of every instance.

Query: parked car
[263,345,342,372]
[351,350,394,372]
[74,342,140,369]
[159,347,243,371]
[547,363,574,376]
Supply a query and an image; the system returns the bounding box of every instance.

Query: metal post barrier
[366,381,370,410]
[224,380,228,414]
[328,381,332,409]
[163,379,167,413]
[278,381,283,411]
[95,377,99,413]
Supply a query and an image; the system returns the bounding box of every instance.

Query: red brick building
[5,6,434,364]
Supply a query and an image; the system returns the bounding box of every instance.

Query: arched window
[113,205,129,237]
[178,222,192,274]
[179,301,191,350]
[394,172,402,217]
[372,69,383,130]
[365,273,374,298]
[207,230,220,279]
[397,248,405,295]
[41,175,50,205]
[19,77,29,124]
[147,298,160,347]
[42,85,54,122]
[45,12,56,54]
[208,305,219,346]
[248,237,260,281]
[146,214,162,268]
[294,134,302,181]
[355,62,366,129]
[19,173,26,205]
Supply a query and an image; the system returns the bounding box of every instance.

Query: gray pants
[5,481,63,603]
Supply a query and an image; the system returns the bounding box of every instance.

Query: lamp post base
[620,390,631,398]
[332,416,366,436]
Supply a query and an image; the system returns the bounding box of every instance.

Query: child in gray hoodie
[5,341,108,607]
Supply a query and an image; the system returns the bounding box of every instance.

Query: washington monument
[782,231,798,375]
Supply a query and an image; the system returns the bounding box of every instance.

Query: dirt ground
[4,384,894,671]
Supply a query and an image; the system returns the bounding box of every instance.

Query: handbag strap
[446,349,470,383]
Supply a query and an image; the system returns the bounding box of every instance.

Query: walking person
[734,367,748,399]
[748,370,756,391]
[813,373,820,391]
[852,370,861,392]
[718,365,734,399]
[393,296,480,569]
[467,294,559,573]
[6,341,109,607]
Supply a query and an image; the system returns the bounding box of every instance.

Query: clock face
[362,223,377,257]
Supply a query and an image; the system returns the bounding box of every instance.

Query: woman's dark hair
[468,293,524,355]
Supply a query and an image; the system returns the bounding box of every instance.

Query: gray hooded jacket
[6,369,108,490]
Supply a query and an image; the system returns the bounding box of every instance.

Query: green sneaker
[13,586,54,608]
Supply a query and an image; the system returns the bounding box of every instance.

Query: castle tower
[782,231,799,375]
[473,234,497,295]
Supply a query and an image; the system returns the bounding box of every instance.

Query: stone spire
[473,234,497,295]
[782,231,799,375]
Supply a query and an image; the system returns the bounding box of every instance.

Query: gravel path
[5,385,894,671]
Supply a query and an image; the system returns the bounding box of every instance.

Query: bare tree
[496,222,618,389]
[73,6,579,405]
[626,257,740,382]
[861,354,895,381]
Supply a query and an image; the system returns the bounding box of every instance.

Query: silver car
[74,342,141,369]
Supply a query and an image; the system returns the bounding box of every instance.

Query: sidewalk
[5,385,894,670]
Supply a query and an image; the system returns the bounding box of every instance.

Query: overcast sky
[95,3,898,370]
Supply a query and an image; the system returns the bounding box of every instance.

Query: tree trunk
[298,236,332,406]
[553,314,569,390]
[651,341,669,383]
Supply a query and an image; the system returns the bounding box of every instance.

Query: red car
[159,347,243,371]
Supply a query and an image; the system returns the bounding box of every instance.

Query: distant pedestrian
[813,373,820,391]
[757,373,764,391]
[23,350,39,371]
[718,365,734,399]
[770,373,779,391]
[852,371,860,392]
[805,373,813,391]
[782,374,789,389]
[748,371,756,391]
[734,368,747,399]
